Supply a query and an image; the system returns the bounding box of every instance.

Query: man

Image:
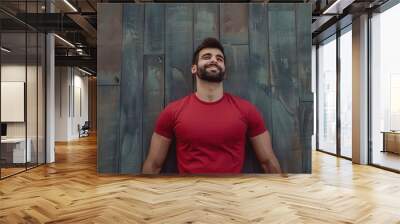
[142,37,282,174]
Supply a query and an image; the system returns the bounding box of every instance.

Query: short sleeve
[246,103,267,138]
[154,104,175,139]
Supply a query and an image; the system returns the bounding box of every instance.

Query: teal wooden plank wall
[97,3,313,174]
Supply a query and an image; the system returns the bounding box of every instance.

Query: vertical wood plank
[143,4,166,163]
[194,3,219,48]
[119,4,144,173]
[220,3,248,45]
[269,4,301,173]
[165,4,193,103]
[269,4,298,91]
[163,4,194,173]
[143,55,164,162]
[144,4,164,55]
[300,101,313,173]
[249,3,272,132]
[223,45,250,100]
[97,3,123,85]
[97,85,120,173]
[297,3,312,102]
[296,3,313,173]
[220,4,249,99]
[193,3,219,92]
[242,3,269,173]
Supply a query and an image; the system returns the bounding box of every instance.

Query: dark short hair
[192,37,225,65]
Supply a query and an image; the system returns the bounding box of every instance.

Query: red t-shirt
[154,92,267,174]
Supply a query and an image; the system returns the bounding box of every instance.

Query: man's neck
[195,78,224,103]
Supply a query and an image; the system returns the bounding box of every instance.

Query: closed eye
[201,54,212,59]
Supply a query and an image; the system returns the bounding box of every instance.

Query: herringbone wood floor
[0,135,399,224]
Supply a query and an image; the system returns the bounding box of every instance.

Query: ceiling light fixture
[322,0,354,15]
[63,0,78,12]
[78,67,93,76]
[322,0,343,14]
[1,47,11,53]
[54,34,75,48]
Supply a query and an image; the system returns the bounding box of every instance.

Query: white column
[46,1,55,163]
[352,14,369,164]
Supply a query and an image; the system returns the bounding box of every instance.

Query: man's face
[192,48,226,83]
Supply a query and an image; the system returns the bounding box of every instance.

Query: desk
[382,131,400,154]
[1,138,31,163]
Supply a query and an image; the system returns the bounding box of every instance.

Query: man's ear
[191,64,197,75]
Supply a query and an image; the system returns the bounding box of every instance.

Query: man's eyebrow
[201,53,212,57]
[200,53,224,59]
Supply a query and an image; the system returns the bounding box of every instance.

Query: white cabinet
[1,138,32,163]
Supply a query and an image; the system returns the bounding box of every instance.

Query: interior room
[0,0,399,223]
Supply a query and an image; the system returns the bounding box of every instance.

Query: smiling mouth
[206,65,219,70]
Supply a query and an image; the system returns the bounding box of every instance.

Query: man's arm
[249,130,282,174]
[142,133,172,174]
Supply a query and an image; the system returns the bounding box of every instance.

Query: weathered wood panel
[165,4,193,103]
[97,85,120,173]
[296,3,312,102]
[143,5,166,163]
[243,3,270,173]
[162,4,194,173]
[193,3,220,91]
[220,4,248,45]
[144,4,164,55]
[249,3,271,132]
[268,4,302,173]
[119,4,144,173]
[223,45,250,99]
[97,4,122,86]
[296,4,313,138]
[300,101,313,173]
[296,4,313,173]
[194,4,220,49]
[143,55,164,162]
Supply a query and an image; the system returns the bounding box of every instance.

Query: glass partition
[1,31,28,178]
[0,1,46,179]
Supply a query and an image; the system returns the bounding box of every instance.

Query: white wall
[55,67,69,141]
[72,72,89,138]
[55,67,89,141]
[1,65,36,138]
[312,45,316,150]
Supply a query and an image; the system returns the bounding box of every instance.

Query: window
[371,2,400,171]
[339,27,352,158]
[317,35,337,154]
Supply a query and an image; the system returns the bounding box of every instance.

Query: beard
[195,64,225,83]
